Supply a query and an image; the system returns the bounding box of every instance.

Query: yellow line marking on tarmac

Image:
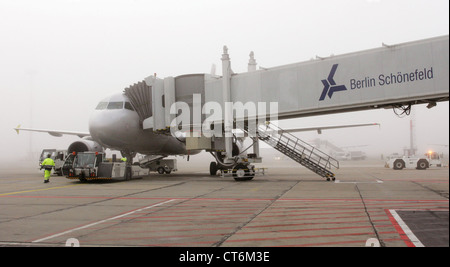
[0,184,82,196]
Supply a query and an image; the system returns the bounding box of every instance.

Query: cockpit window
[96,99,134,111]
[124,102,135,111]
[95,102,108,110]
[107,102,124,110]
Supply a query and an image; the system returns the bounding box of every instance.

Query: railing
[257,122,339,171]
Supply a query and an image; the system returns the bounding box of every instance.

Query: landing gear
[210,162,218,176]
[209,161,255,181]
[232,164,254,181]
[125,166,132,180]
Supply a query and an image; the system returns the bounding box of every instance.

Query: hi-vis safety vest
[42,158,55,170]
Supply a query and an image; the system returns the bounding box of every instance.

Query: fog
[1,0,448,168]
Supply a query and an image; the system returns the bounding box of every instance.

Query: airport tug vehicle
[385,151,443,170]
[64,152,149,181]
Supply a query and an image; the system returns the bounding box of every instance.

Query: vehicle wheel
[157,167,165,174]
[233,164,254,181]
[79,173,87,182]
[393,159,405,170]
[416,159,428,170]
[209,162,218,176]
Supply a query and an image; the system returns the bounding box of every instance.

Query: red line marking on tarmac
[85,226,237,235]
[258,210,371,218]
[125,215,253,223]
[385,209,415,247]
[244,219,391,229]
[121,211,255,220]
[248,214,387,223]
[235,224,394,236]
[222,231,398,244]
[85,231,230,243]
[147,207,258,214]
[277,238,404,247]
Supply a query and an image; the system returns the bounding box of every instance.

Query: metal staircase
[252,122,339,181]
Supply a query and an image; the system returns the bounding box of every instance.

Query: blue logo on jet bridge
[319,64,347,101]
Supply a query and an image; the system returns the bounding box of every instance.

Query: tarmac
[0,159,448,247]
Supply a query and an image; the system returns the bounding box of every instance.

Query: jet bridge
[205,35,448,119]
[124,35,449,180]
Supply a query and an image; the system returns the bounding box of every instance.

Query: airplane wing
[13,122,378,139]
[283,123,380,134]
[14,125,90,138]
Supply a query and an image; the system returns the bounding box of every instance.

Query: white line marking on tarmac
[389,209,424,247]
[32,199,176,243]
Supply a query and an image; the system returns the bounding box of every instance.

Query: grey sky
[0,0,448,164]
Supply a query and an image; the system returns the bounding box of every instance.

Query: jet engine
[67,138,103,153]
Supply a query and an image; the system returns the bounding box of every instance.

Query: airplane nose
[89,111,113,143]
[89,110,139,147]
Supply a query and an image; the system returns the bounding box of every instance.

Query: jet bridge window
[107,102,124,110]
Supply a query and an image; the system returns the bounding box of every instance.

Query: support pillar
[221,46,233,160]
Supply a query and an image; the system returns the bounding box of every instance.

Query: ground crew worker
[41,154,55,183]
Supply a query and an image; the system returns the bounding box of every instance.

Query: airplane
[14,90,379,179]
